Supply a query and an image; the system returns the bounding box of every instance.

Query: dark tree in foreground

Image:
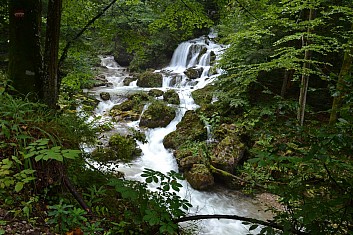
[8,0,42,99]
[43,0,63,108]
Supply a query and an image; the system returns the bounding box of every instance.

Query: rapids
[87,35,271,234]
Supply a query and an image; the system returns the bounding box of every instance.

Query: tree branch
[62,174,91,214]
[174,214,309,235]
[210,165,266,189]
[58,0,118,70]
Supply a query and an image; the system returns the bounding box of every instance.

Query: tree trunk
[8,0,42,100]
[329,23,353,125]
[43,0,62,108]
[297,8,314,126]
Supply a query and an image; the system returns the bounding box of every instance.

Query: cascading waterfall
[90,35,270,234]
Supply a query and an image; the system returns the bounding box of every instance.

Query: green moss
[139,100,176,128]
[110,92,149,121]
[108,134,141,162]
[163,89,180,105]
[148,89,164,97]
[191,85,215,107]
[163,110,207,149]
[136,71,163,87]
[184,164,214,190]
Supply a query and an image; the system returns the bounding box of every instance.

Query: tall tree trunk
[329,23,353,125]
[43,0,62,108]
[297,8,314,126]
[281,69,290,98]
[8,0,42,100]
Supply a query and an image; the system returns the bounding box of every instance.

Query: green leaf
[15,182,24,192]
[249,224,258,231]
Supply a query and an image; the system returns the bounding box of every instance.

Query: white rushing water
[90,35,270,234]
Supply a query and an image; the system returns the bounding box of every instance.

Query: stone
[211,135,246,174]
[184,66,204,79]
[184,164,214,190]
[100,92,110,101]
[136,71,163,87]
[163,89,180,105]
[163,110,207,149]
[148,89,164,97]
[91,134,142,162]
[139,100,176,128]
[123,76,136,86]
[179,155,202,171]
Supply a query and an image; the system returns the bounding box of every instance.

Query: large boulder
[108,134,141,161]
[148,89,164,97]
[163,110,207,149]
[184,67,204,79]
[184,164,214,190]
[192,85,214,106]
[139,100,176,128]
[93,74,108,87]
[174,149,202,172]
[163,89,180,105]
[211,135,246,174]
[100,92,110,101]
[123,76,137,86]
[136,71,163,87]
[110,93,149,121]
[91,134,141,163]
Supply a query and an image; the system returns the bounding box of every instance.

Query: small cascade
[87,34,269,235]
[100,55,120,69]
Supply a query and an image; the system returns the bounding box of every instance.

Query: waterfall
[90,35,270,234]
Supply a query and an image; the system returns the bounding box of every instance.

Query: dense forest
[0,0,352,234]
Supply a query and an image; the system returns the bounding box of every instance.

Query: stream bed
[85,35,272,234]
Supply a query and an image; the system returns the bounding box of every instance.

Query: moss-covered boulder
[94,74,108,87]
[100,92,111,101]
[192,85,214,107]
[163,110,207,149]
[110,93,149,121]
[197,47,208,62]
[139,100,176,128]
[184,67,204,79]
[174,149,202,171]
[91,147,117,163]
[110,100,141,121]
[108,134,141,161]
[211,135,246,174]
[136,71,163,87]
[91,134,141,163]
[123,76,137,86]
[163,89,180,105]
[210,51,216,65]
[184,164,214,190]
[148,89,164,97]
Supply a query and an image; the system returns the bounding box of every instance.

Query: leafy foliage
[108,168,192,234]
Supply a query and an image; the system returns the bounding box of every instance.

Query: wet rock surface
[184,66,204,79]
[184,164,215,190]
[163,110,207,149]
[135,71,163,87]
[163,89,180,105]
[139,100,176,128]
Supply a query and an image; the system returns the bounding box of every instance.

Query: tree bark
[297,8,314,126]
[329,23,353,125]
[8,0,42,100]
[43,0,62,108]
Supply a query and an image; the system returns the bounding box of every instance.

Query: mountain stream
[85,35,271,234]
